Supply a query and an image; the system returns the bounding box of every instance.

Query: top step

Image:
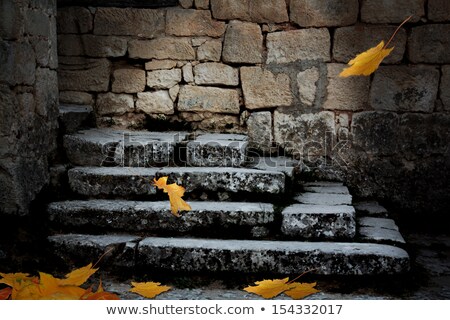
[64,129,249,168]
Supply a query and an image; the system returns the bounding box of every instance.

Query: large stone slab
[178,85,240,114]
[57,7,93,34]
[267,29,330,63]
[241,67,292,109]
[146,69,182,89]
[210,0,289,23]
[94,7,165,37]
[48,200,274,235]
[408,24,450,63]
[136,91,175,115]
[361,0,425,23]
[166,8,225,37]
[295,192,352,205]
[129,38,195,60]
[187,133,248,167]
[290,0,358,27]
[96,93,134,116]
[112,68,146,93]
[222,21,263,64]
[370,65,439,113]
[137,237,410,275]
[68,166,286,196]
[58,57,111,92]
[193,63,239,86]
[353,201,389,218]
[282,204,355,239]
[358,217,406,245]
[428,0,450,21]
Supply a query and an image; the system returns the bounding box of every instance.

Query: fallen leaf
[35,272,86,300]
[129,281,171,299]
[0,287,12,300]
[339,41,394,77]
[284,282,320,299]
[243,278,295,299]
[0,272,38,300]
[153,177,192,216]
[59,263,98,286]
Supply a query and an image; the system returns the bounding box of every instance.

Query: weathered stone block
[428,0,450,21]
[0,41,35,86]
[0,0,24,40]
[182,63,194,83]
[361,0,425,23]
[57,6,93,34]
[146,69,182,89]
[358,217,405,244]
[351,112,400,155]
[334,25,407,64]
[187,138,247,167]
[60,91,94,105]
[48,200,274,234]
[241,67,292,109]
[290,0,358,27]
[353,201,388,217]
[94,8,165,38]
[129,38,195,60]
[295,192,352,206]
[266,29,330,64]
[136,91,175,115]
[59,105,93,133]
[97,93,134,116]
[26,9,50,36]
[282,204,356,239]
[274,111,335,157]
[58,57,111,92]
[178,85,240,114]
[297,67,319,107]
[211,0,288,23]
[303,185,350,194]
[323,64,370,111]
[35,68,58,117]
[408,25,450,63]
[247,112,272,152]
[136,237,409,274]
[195,0,209,9]
[370,65,439,112]
[145,60,178,70]
[197,39,222,62]
[57,34,83,56]
[194,63,239,86]
[166,8,225,37]
[112,68,146,93]
[441,66,450,110]
[82,35,127,57]
[222,21,263,64]
[179,0,193,8]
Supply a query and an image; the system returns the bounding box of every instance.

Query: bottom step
[48,234,409,276]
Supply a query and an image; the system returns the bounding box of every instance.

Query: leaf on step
[0,287,12,300]
[129,281,171,299]
[59,263,98,287]
[243,278,295,299]
[0,272,39,300]
[153,176,192,216]
[284,282,320,299]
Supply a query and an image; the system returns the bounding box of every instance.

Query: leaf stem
[384,15,413,49]
[287,268,319,284]
[93,247,114,268]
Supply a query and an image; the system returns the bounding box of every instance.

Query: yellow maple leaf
[59,263,98,286]
[129,281,171,299]
[284,282,320,299]
[339,41,394,77]
[0,272,38,300]
[153,176,192,216]
[243,278,295,299]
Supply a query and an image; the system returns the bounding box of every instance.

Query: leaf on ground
[243,278,295,299]
[339,41,394,77]
[0,287,12,300]
[0,272,39,299]
[153,176,192,216]
[284,282,320,299]
[129,281,171,299]
[36,272,86,300]
[59,263,98,286]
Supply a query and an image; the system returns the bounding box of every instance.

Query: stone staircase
[47,106,410,276]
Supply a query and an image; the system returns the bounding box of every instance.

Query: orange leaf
[0,287,12,300]
[129,281,171,299]
[0,273,38,300]
[59,263,98,287]
[36,272,86,300]
[284,282,320,299]
[243,278,295,299]
[339,41,394,77]
[83,291,121,300]
[153,177,192,216]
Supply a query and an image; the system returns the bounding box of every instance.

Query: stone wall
[0,0,59,216]
[58,0,450,216]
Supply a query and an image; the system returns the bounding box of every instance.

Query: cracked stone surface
[48,200,274,235]
[281,204,356,239]
[68,166,285,196]
[295,192,352,205]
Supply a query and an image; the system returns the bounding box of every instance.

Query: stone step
[357,217,405,245]
[295,192,352,206]
[68,166,286,197]
[48,234,410,275]
[59,104,93,133]
[281,204,356,239]
[48,200,274,237]
[64,129,188,167]
[186,133,248,167]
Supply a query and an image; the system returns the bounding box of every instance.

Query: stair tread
[48,233,410,275]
